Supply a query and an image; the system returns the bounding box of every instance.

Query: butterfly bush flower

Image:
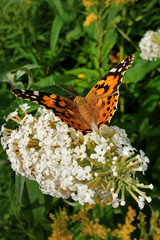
[139,30,160,61]
[1,105,153,209]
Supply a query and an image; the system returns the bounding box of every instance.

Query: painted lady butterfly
[12,55,134,134]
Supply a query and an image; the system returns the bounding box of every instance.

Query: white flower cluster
[1,105,153,209]
[139,30,160,61]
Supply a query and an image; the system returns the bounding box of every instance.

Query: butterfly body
[12,54,134,134]
[73,96,94,127]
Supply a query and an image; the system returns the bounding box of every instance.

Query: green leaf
[34,74,75,88]
[0,197,10,221]
[145,126,160,137]
[0,62,19,82]
[50,15,63,54]
[84,22,98,68]
[107,4,123,27]
[145,75,160,93]
[15,174,25,205]
[141,94,159,112]
[124,52,160,84]
[25,179,46,227]
[66,25,82,41]
[65,68,99,81]
[101,29,117,66]
[0,63,40,88]
[45,0,64,19]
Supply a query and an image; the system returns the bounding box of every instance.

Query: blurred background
[0,0,160,239]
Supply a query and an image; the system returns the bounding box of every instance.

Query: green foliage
[0,0,160,239]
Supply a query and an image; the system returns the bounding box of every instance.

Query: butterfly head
[74,96,87,105]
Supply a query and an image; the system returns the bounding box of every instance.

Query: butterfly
[12,54,134,134]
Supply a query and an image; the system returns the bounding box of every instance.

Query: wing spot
[118,67,122,72]
[110,68,117,73]
[113,85,118,92]
[107,107,110,111]
[96,88,105,95]
[104,84,110,92]
[101,101,106,107]
[103,113,106,117]
[59,101,66,107]
[107,96,112,100]
[31,96,37,99]
[68,109,74,115]
[105,120,109,125]
[33,91,39,96]
[96,98,102,107]
[107,101,110,104]
[50,94,57,99]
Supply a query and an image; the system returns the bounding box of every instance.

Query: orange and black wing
[85,54,134,128]
[11,89,92,134]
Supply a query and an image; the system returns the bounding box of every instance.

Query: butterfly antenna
[53,83,77,98]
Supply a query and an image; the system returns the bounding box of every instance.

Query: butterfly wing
[85,54,134,128]
[11,55,134,134]
[11,89,92,134]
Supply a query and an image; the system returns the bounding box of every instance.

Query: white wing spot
[31,96,37,99]
[110,68,117,73]
[118,67,122,72]
[33,91,39,96]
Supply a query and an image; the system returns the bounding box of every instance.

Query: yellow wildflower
[83,12,98,27]
[49,210,72,240]
[151,215,160,240]
[78,74,86,79]
[105,0,136,7]
[82,0,97,9]
[137,211,148,239]
[81,219,110,239]
[49,205,160,239]
[71,204,110,239]
[112,206,136,240]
